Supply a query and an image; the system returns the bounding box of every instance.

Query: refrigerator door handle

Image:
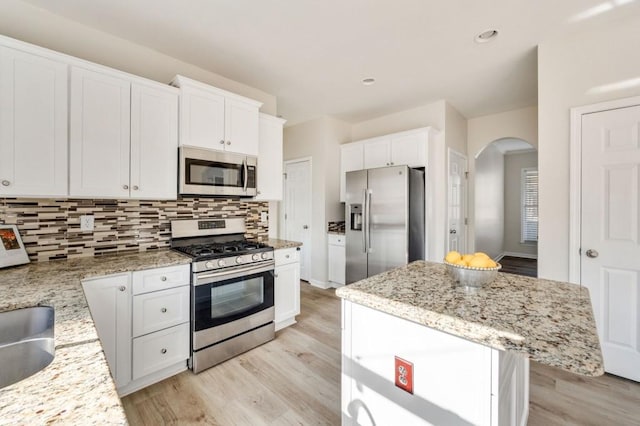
[366,189,372,252]
[362,189,367,253]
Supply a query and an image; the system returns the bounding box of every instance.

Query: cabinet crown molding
[171,74,263,108]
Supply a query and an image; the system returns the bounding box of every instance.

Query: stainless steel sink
[0,306,55,389]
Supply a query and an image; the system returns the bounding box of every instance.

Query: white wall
[474,144,504,259]
[538,15,640,281]
[283,116,351,286]
[504,151,538,257]
[0,0,277,114]
[467,106,538,252]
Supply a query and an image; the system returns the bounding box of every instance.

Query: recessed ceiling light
[362,78,376,86]
[474,29,499,43]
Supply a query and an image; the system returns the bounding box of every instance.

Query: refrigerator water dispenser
[350,204,363,231]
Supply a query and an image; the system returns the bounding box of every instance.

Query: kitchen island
[0,250,191,425]
[336,261,603,426]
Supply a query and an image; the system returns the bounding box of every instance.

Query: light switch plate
[80,215,94,232]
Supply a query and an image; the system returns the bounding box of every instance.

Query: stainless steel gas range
[170,218,275,373]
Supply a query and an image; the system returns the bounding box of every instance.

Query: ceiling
[20,0,640,126]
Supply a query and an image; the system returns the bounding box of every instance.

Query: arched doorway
[474,137,537,276]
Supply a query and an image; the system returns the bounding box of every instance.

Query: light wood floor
[123,283,640,425]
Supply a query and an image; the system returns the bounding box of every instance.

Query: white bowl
[444,261,502,289]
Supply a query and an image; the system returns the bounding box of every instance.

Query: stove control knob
[252,254,260,261]
[205,261,214,269]
[261,252,269,260]
[236,256,243,264]
[217,259,226,267]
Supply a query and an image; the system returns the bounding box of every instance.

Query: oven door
[192,261,274,348]
[179,146,257,197]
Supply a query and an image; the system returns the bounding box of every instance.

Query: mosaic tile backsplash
[0,197,269,262]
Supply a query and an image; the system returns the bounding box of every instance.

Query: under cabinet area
[274,247,301,331]
[172,75,262,156]
[82,263,191,396]
[0,46,69,198]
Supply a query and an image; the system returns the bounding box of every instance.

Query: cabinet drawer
[328,234,345,246]
[132,285,190,337]
[274,247,299,266]
[132,323,189,380]
[132,264,190,295]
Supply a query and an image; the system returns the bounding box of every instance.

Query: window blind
[521,168,538,243]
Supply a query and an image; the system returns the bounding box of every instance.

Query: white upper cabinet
[70,67,131,198]
[70,67,179,199]
[172,75,262,156]
[339,143,364,202]
[390,130,428,167]
[130,83,179,200]
[0,46,68,197]
[256,113,286,201]
[363,137,391,169]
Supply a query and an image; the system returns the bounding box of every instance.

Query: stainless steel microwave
[179,146,257,197]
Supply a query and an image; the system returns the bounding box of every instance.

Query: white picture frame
[0,225,30,268]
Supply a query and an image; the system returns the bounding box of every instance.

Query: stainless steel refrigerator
[345,165,425,284]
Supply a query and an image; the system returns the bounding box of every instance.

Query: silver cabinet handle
[133,185,139,190]
[161,348,167,354]
[274,273,279,278]
[285,254,290,258]
[119,286,126,292]
[226,141,231,145]
[242,159,248,192]
[586,249,599,258]
[161,276,167,281]
[123,184,129,190]
[450,229,457,234]
[161,307,167,313]
[219,140,225,145]
[303,225,309,229]
[257,190,261,195]
[1,180,9,186]
[386,162,390,166]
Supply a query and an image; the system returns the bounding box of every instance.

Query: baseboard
[502,251,538,260]
[117,361,187,397]
[308,278,332,289]
[275,317,297,331]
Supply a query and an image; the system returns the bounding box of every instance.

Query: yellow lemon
[445,250,462,263]
[461,254,474,263]
[454,259,468,266]
[468,256,496,268]
[474,252,490,258]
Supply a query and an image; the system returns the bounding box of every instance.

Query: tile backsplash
[0,197,269,262]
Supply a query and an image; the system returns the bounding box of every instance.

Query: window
[521,168,538,243]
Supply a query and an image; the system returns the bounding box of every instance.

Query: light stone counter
[266,238,302,250]
[0,250,191,425]
[336,260,604,377]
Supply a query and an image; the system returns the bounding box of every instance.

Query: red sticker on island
[394,356,414,394]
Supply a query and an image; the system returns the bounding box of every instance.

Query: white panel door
[0,46,68,197]
[130,83,178,200]
[363,138,391,169]
[224,98,259,156]
[391,130,427,168]
[274,261,300,328]
[179,85,225,149]
[70,67,131,198]
[447,149,467,253]
[581,104,640,382]
[340,143,364,202]
[283,160,312,281]
[256,113,285,200]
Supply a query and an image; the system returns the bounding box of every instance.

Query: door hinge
[283,173,287,180]
[464,171,469,179]
[284,213,288,220]
[578,247,581,255]
[464,218,468,225]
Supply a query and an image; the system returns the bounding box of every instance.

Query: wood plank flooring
[122,282,640,425]
[500,255,537,277]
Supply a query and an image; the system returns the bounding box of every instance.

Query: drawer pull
[161,307,167,313]
[285,254,290,259]
[161,348,167,354]
[119,286,126,292]
[161,276,167,281]
[1,180,10,186]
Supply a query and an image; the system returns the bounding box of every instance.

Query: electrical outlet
[260,212,268,222]
[80,215,94,232]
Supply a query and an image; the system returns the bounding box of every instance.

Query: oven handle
[242,158,248,192]
[193,261,275,286]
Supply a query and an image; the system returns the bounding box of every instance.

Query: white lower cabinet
[274,247,301,331]
[82,263,191,396]
[327,234,345,286]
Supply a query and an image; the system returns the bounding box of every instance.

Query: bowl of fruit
[443,251,501,289]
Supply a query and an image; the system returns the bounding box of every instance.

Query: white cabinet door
[82,274,131,389]
[256,113,285,200]
[0,46,68,197]
[130,83,179,200]
[274,261,300,330]
[70,67,131,198]
[340,143,364,202]
[132,323,189,380]
[390,130,427,167]
[224,98,259,156]
[363,138,391,169]
[132,285,190,338]
[178,84,225,150]
[328,234,346,286]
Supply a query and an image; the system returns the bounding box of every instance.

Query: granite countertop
[0,249,191,424]
[266,238,303,250]
[336,260,604,377]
